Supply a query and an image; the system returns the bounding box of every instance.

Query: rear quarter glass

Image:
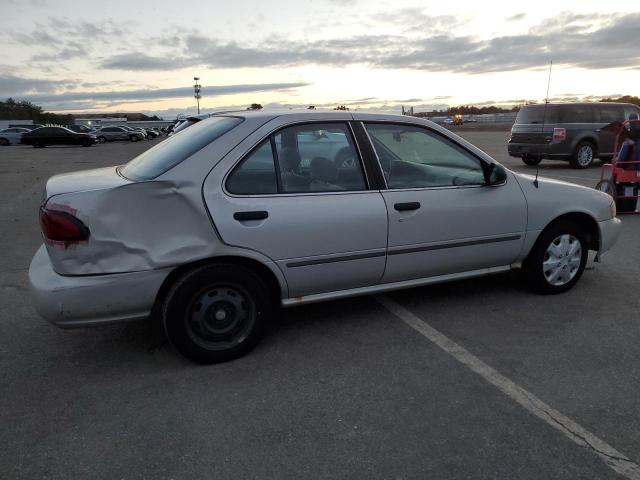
[120,116,243,181]
[515,105,558,124]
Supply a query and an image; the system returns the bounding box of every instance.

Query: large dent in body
[46,179,216,275]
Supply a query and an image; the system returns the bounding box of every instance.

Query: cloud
[1,77,311,110]
[97,11,640,74]
[0,74,74,95]
[506,13,526,22]
[100,53,192,71]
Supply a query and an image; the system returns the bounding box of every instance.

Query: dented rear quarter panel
[43,114,284,277]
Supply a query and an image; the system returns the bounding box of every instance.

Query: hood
[45,166,130,200]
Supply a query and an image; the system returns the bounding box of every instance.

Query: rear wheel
[522,220,589,294]
[0,138,9,146]
[522,155,542,166]
[130,135,139,142]
[163,263,272,364]
[570,141,596,169]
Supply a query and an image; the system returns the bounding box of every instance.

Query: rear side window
[226,122,368,194]
[121,116,242,181]
[515,105,557,124]
[596,105,624,123]
[557,105,594,123]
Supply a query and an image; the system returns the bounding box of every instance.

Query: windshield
[120,116,243,181]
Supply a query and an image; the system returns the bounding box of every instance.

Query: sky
[1,0,639,118]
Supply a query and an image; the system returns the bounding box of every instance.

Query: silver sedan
[0,127,30,145]
[29,111,621,363]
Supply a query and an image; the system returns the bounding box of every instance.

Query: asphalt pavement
[0,131,638,479]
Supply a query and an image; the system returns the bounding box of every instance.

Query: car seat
[279,147,310,192]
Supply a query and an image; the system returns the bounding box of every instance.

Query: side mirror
[482,163,507,186]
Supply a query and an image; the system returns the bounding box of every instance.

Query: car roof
[202,109,427,122]
[524,102,637,108]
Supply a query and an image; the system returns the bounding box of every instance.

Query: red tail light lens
[553,128,566,141]
[39,207,90,243]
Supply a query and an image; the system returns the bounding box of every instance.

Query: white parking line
[376,295,640,480]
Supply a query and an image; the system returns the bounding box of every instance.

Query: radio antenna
[534,60,553,188]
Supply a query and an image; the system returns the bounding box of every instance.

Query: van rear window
[515,105,557,124]
[120,116,243,180]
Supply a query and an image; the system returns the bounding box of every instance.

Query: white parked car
[0,127,30,145]
[29,111,621,363]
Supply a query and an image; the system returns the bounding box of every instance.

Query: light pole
[193,77,201,114]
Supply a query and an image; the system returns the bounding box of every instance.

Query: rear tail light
[39,207,90,243]
[552,128,566,141]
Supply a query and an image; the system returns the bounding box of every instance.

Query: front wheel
[522,155,542,166]
[522,221,588,294]
[97,136,106,144]
[163,263,272,364]
[0,138,9,146]
[570,142,596,169]
[130,135,139,142]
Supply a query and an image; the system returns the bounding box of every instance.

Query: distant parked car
[21,126,96,148]
[67,125,93,133]
[9,124,44,130]
[0,127,30,145]
[95,126,144,143]
[29,111,621,364]
[508,102,640,169]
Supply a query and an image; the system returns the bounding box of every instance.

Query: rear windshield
[515,105,557,124]
[120,116,243,181]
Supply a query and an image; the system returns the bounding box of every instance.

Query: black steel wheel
[163,263,273,364]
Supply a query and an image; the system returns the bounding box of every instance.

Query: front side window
[226,122,367,194]
[365,123,485,189]
[121,116,242,181]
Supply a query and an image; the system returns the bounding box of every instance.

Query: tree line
[0,98,162,124]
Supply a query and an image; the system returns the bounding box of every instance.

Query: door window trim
[223,120,373,197]
[359,120,507,192]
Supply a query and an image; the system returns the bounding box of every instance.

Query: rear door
[204,119,388,298]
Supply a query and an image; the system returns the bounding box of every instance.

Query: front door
[205,121,388,297]
[363,122,527,283]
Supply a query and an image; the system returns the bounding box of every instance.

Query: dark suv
[508,102,640,168]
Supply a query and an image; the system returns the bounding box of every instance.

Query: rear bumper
[508,142,571,159]
[29,245,171,328]
[598,217,622,257]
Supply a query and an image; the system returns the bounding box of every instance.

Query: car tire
[130,135,139,142]
[163,263,272,364]
[82,140,92,147]
[97,136,106,144]
[570,141,596,169]
[0,138,9,146]
[522,220,589,294]
[522,155,542,166]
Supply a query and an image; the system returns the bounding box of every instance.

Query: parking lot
[1,129,639,479]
